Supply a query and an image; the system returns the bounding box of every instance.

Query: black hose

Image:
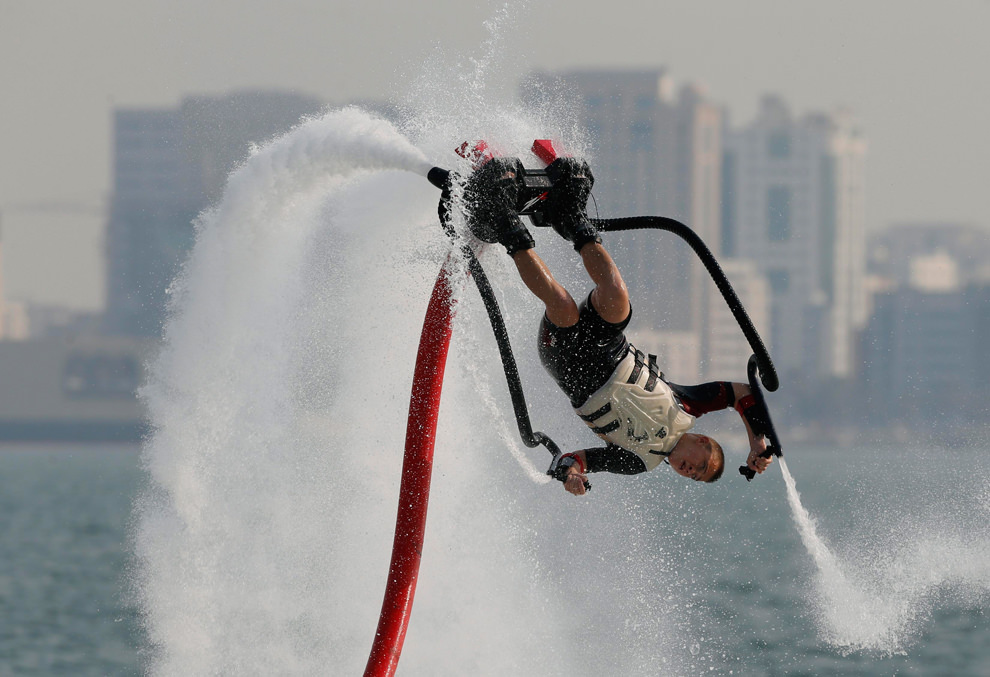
[593,216,778,392]
[460,243,563,459]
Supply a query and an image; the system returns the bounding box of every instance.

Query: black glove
[544,157,600,252]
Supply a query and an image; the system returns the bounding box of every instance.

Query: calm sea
[0,443,986,676]
[0,444,142,676]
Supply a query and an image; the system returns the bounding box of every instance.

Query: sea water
[1,443,987,675]
[0,444,142,676]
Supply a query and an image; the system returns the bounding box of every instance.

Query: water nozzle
[427,167,450,190]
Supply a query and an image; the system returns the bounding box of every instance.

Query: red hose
[363,259,457,677]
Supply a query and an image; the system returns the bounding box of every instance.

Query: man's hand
[563,468,590,496]
[746,436,772,474]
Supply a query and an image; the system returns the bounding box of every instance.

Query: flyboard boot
[542,157,601,252]
[430,139,598,255]
[463,157,535,256]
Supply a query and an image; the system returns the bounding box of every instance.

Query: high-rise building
[521,70,723,338]
[0,214,5,337]
[705,259,770,382]
[868,222,990,289]
[105,90,324,336]
[105,108,189,336]
[0,213,29,340]
[861,222,990,424]
[862,284,984,425]
[722,95,867,381]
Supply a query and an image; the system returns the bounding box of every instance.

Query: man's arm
[669,380,772,475]
[557,445,647,496]
[731,383,772,475]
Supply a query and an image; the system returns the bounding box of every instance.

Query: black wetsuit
[538,295,736,474]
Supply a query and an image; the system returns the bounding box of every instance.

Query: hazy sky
[2,0,988,310]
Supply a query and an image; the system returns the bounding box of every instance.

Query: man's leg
[580,242,630,324]
[511,250,579,328]
[540,157,629,325]
[466,155,625,328]
[511,242,629,327]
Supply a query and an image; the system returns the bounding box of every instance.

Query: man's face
[669,434,716,482]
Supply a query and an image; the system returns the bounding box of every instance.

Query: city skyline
[3,1,989,310]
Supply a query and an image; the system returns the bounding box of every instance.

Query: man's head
[668,433,724,483]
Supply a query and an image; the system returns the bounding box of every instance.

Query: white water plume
[131,108,443,675]
[130,95,628,675]
[779,457,990,654]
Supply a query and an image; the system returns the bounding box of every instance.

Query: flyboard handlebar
[739,354,784,481]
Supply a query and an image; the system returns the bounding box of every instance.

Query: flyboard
[364,140,783,677]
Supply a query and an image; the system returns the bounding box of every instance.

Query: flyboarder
[458,156,774,495]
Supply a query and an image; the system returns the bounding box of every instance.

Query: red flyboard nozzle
[531,139,558,166]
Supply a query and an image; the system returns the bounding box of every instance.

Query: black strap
[589,419,621,436]
[644,353,660,392]
[578,402,612,423]
[627,348,646,384]
[626,348,663,392]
